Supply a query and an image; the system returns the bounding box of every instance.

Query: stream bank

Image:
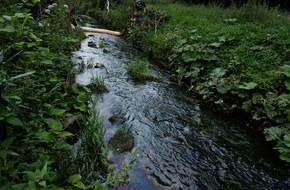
[72,32,290,189]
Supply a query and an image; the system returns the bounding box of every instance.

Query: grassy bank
[100,0,290,163]
[0,0,130,188]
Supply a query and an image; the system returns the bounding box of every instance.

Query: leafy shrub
[0,0,112,188]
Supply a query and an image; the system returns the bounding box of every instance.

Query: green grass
[89,75,108,93]
[127,59,153,81]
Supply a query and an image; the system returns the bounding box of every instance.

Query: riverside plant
[127,59,153,81]
[89,75,108,93]
[0,0,119,188]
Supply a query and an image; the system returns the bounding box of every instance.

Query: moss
[108,129,134,153]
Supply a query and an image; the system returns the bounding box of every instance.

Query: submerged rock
[108,129,134,153]
[88,41,97,48]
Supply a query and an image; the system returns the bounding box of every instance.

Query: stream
[72,32,290,190]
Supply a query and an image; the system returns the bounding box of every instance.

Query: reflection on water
[73,32,290,190]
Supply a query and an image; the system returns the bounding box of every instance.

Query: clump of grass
[87,75,108,93]
[127,59,153,81]
[99,37,105,48]
[78,99,109,181]
[108,128,134,153]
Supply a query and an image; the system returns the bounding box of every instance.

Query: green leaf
[74,181,86,189]
[216,86,229,94]
[29,32,41,42]
[41,162,48,176]
[181,52,199,62]
[25,171,37,181]
[10,71,35,80]
[74,103,86,111]
[0,25,15,33]
[38,180,46,187]
[58,131,73,137]
[278,65,290,77]
[203,54,218,61]
[7,150,19,156]
[48,108,66,116]
[6,117,24,126]
[0,51,4,63]
[0,150,7,159]
[45,185,66,190]
[211,68,227,78]
[264,127,286,141]
[279,154,290,162]
[285,79,290,90]
[3,15,11,21]
[238,82,257,90]
[1,137,14,149]
[284,134,290,142]
[68,174,82,184]
[76,92,88,103]
[41,59,53,65]
[46,119,63,132]
[208,42,222,48]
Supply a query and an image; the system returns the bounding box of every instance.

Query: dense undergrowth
[0,0,131,189]
[99,0,290,163]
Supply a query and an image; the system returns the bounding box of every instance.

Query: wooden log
[80,27,121,36]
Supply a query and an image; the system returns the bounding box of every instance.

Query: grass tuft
[127,59,153,81]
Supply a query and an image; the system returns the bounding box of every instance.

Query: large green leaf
[6,117,24,126]
[238,82,257,90]
[264,127,286,141]
[46,119,63,132]
[211,67,227,78]
[68,174,82,184]
[0,25,15,33]
[181,52,200,62]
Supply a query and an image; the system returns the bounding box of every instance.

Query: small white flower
[52,3,57,7]
[63,4,69,9]
[38,22,43,26]
[44,9,50,14]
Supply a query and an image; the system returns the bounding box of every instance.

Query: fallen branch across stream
[80,27,121,36]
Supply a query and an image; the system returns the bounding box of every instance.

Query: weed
[99,37,105,48]
[127,59,153,81]
[88,75,108,93]
[77,99,109,181]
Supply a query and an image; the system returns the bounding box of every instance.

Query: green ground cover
[101,0,290,163]
[0,0,131,188]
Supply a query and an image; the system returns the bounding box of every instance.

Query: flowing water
[72,32,290,190]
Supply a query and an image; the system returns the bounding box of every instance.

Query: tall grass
[78,99,108,182]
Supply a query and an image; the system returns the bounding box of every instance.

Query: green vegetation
[0,0,130,188]
[101,0,290,163]
[127,59,154,81]
[108,128,134,153]
[88,75,108,93]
